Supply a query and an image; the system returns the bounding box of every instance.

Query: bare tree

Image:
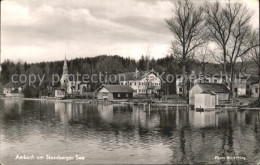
[205,1,259,99]
[250,29,260,75]
[195,45,212,75]
[251,47,260,71]
[166,0,205,97]
[239,56,251,73]
[204,2,242,75]
[0,0,2,79]
[249,29,260,100]
[226,13,259,99]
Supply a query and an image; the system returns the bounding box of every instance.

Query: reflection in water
[0,99,259,165]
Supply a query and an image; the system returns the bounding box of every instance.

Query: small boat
[238,102,249,109]
[196,108,204,112]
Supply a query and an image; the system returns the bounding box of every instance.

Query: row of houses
[176,72,260,98]
[2,81,25,98]
[51,56,163,100]
[2,57,259,103]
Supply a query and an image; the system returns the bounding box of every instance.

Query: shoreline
[0,97,92,103]
[0,97,259,110]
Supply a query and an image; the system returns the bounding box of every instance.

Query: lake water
[0,99,259,165]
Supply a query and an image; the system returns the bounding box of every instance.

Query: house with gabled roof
[3,81,26,98]
[118,68,162,95]
[95,84,135,101]
[177,71,253,98]
[189,83,230,106]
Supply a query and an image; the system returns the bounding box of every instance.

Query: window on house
[256,88,258,93]
[118,93,121,97]
[139,89,141,92]
[134,82,136,85]
[234,88,238,92]
[130,82,132,85]
[179,88,183,93]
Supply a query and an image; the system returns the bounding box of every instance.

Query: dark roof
[235,74,250,79]
[4,81,26,89]
[197,83,230,93]
[248,76,259,85]
[117,69,160,81]
[252,82,259,86]
[201,90,217,95]
[97,85,135,93]
[178,73,250,80]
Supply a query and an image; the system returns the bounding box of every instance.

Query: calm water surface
[0,99,259,164]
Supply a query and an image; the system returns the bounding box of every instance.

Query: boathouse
[55,89,65,99]
[95,85,135,100]
[195,91,217,109]
[189,83,229,106]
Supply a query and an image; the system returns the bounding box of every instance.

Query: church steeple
[60,53,69,87]
[63,53,68,75]
[64,53,67,67]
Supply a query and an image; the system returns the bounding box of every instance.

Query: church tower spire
[63,53,68,75]
[60,53,69,87]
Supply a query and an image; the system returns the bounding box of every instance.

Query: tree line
[0,55,183,97]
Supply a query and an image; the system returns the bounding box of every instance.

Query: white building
[233,74,251,97]
[251,83,259,98]
[176,71,251,97]
[3,82,25,95]
[176,74,225,95]
[195,92,217,109]
[55,89,65,99]
[118,69,162,95]
[189,83,230,106]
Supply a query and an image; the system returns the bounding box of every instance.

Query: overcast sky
[1,0,259,63]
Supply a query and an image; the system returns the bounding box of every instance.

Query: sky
[1,0,259,63]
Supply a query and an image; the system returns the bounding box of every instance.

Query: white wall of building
[251,83,259,98]
[189,85,203,105]
[119,73,161,95]
[195,94,216,109]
